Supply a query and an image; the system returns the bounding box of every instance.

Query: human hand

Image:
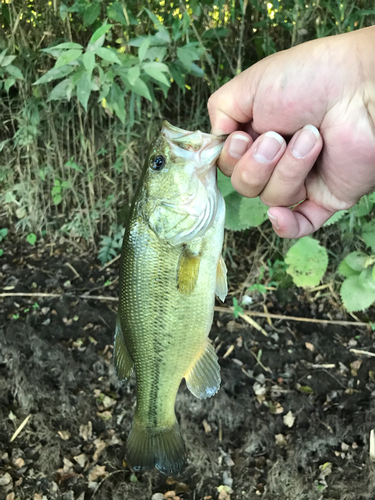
[208,27,375,238]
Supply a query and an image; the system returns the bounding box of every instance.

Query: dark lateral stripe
[148,336,161,427]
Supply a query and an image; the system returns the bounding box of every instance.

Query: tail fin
[126,421,186,475]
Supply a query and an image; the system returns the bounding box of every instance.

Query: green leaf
[248,283,267,294]
[143,61,168,73]
[89,24,112,45]
[152,30,170,45]
[6,65,24,80]
[59,3,68,21]
[61,180,72,189]
[224,192,250,231]
[362,220,375,252]
[285,237,328,287]
[27,233,37,245]
[55,49,82,68]
[83,52,96,78]
[33,65,75,85]
[2,55,16,67]
[107,83,126,124]
[172,18,181,39]
[340,274,375,312]
[139,38,151,62]
[143,62,170,86]
[217,170,235,198]
[130,77,152,101]
[96,47,122,65]
[323,210,347,226]
[0,228,8,242]
[368,191,375,203]
[143,46,167,62]
[353,195,373,217]
[203,28,230,39]
[113,100,126,124]
[108,2,127,25]
[84,2,100,27]
[169,62,185,91]
[238,196,268,228]
[0,49,7,65]
[51,42,83,50]
[4,77,15,92]
[190,62,204,77]
[47,78,74,101]
[338,259,360,278]
[76,72,91,111]
[127,66,140,86]
[0,249,3,257]
[298,385,313,394]
[344,251,368,272]
[66,160,83,172]
[177,45,199,70]
[53,193,62,205]
[127,36,148,47]
[145,8,165,31]
[71,65,85,85]
[359,268,375,289]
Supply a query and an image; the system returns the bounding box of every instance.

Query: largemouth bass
[115,121,228,475]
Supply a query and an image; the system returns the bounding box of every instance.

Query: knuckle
[259,192,273,206]
[276,167,300,185]
[207,96,215,113]
[239,170,264,194]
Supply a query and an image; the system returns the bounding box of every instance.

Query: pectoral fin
[184,341,221,399]
[177,247,201,296]
[114,315,134,382]
[215,255,228,302]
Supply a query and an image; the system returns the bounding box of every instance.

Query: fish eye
[151,154,166,171]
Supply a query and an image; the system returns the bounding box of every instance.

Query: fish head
[142,121,226,246]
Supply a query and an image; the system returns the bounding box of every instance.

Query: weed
[98,224,125,264]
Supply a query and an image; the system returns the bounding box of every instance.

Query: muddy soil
[1,232,375,500]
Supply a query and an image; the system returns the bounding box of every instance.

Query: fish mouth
[161,120,226,172]
[162,121,227,142]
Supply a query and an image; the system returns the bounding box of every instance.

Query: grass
[1,0,375,250]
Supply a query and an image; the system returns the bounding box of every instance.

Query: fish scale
[114,121,228,475]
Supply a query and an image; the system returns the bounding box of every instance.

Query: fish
[114,121,228,475]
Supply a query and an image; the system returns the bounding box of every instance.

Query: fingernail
[253,132,284,164]
[267,211,279,229]
[291,124,319,159]
[228,134,250,158]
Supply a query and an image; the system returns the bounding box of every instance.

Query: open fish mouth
[161,121,226,173]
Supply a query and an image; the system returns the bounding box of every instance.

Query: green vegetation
[1,0,375,313]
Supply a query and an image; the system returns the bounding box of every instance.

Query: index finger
[208,71,255,136]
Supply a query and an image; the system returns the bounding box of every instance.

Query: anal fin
[114,314,134,382]
[184,341,221,399]
[215,254,228,302]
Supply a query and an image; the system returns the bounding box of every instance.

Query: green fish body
[115,121,227,475]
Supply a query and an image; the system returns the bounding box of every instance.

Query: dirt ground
[1,229,375,500]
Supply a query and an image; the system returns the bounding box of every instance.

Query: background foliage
[1,0,375,313]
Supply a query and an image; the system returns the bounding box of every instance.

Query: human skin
[208,26,375,238]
